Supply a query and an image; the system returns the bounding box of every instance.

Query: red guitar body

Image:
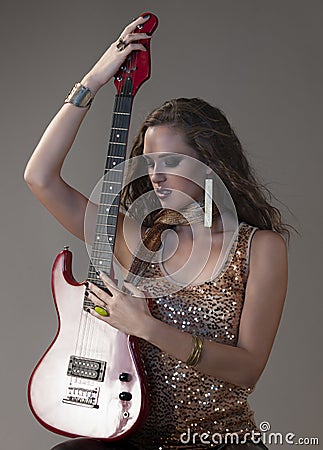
[28,249,148,440]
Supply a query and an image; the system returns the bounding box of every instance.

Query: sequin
[129,222,260,449]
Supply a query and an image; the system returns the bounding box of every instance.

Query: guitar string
[77,88,129,377]
[70,39,141,388]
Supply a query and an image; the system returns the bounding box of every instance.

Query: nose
[150,165,166,184]
[150,171,166,185]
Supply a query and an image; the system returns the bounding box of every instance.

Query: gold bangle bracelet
[186,335,204,367]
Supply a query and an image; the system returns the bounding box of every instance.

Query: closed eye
[143,155,183,168]
[143,156,154,167]
[164,156,182,167]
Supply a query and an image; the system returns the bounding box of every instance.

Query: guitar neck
[85,13,158,288]
[88,89,134,287]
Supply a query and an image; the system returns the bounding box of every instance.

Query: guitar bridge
[62,383,100,408]
[67,355,106,381]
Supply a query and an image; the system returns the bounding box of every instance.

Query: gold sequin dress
[129,222,261,449]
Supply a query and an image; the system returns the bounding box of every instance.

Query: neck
[175,216,222,236]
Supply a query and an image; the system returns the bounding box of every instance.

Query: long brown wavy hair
[121,97,294,243]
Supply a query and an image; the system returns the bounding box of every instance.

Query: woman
[24,14,289,450]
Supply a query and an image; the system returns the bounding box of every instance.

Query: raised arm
[24,15,151,241]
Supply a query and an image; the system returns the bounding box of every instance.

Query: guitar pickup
[67,355,106,382]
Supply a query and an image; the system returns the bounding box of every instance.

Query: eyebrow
[143,153,182,159]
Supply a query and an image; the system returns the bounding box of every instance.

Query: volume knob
[119,372,131,382]
[119,391,132,401]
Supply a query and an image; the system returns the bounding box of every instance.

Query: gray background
[1,1,322,449]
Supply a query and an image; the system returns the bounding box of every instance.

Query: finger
[87,280,113,298]
[122,14,150,36]
[123,33,152,45]
[87,291,109,308]
[98,271,120,294]
[86,292,110,317]
[123,43,147,54]
[123,281,146,298]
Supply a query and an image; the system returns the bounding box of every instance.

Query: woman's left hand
[86,272,152,337]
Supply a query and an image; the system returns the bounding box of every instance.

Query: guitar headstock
[114,12,158,97]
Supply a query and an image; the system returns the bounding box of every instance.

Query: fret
[94,225,117,231]
[106,154,125,160]
[95,218,117,226]
[100,188,120,197]
[96,213,118,218]
[100,193,120,200]
[98,201,119,207]
[105,155,125,159]
[92,232,118,236]
[103,167,123,172]
[102,180,122,185]
[114,112,131,116]
[110,128,128,138]
[101,208,120,217]
[109,142,127,146]
[95,221,117,229]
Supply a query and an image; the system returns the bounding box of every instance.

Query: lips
[156,187,172,198]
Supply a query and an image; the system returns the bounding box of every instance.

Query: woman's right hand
[81,15,151,95]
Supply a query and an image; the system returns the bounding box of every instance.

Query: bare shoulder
[249,228,288,278]
[251,228,287,259]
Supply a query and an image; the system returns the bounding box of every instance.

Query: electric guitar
[28,13,158,441]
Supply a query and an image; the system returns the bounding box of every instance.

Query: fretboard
[87,93,134,289]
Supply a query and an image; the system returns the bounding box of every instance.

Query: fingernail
[102,286,113,296]
[142,14,150,19]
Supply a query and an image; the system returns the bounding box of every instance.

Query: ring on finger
[94,305,110,317]
[116,37,127,51]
